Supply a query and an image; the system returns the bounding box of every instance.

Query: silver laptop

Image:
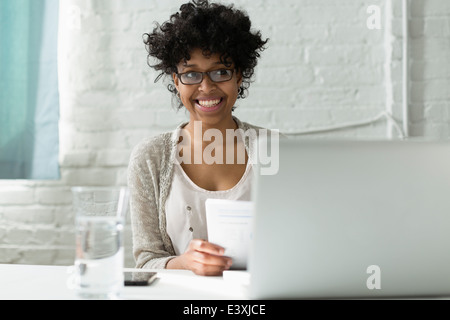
[248,139,450,299]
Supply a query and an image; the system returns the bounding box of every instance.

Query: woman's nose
[198,74,216,93]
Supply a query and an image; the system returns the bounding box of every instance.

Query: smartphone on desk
[124,271,158,286]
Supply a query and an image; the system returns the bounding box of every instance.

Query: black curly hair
[143,0,268,110]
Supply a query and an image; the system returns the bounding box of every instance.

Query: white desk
[0,264,249,300]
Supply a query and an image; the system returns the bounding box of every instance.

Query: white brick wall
[0,0,449,266]
[408,0,450,138]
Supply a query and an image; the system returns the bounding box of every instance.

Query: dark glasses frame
[176,69,235,85]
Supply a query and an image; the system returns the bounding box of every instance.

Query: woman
[128,0,268,276]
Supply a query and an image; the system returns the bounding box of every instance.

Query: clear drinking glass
[71,187,129,299]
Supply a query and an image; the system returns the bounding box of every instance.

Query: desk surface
[0,264,249,300]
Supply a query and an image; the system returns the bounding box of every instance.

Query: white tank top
[165,162,253,255]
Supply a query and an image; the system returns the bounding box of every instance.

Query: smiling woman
[128,0,270,276]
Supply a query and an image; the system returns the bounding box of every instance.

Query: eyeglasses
[176,69,234,85]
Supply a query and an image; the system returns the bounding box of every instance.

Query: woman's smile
[194,97,225,112]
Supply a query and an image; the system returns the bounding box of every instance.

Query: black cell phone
[124,271,158,286]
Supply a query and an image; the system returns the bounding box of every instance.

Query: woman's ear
[173,73,180,91]
[236,69,243,87]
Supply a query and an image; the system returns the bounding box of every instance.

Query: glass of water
[71,187,129,299]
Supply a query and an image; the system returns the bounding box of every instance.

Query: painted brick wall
[0,0,449,267]
[408,0,450,137]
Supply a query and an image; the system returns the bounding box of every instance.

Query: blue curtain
[0,0,60,179]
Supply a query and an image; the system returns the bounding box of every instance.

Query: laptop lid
[248,139,450,299]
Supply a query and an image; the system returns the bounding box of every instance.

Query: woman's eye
[214,69,228,76]
[186,72,199,78]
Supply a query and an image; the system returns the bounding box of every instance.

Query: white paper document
[205,199,254,270]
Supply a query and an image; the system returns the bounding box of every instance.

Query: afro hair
[143,0,268,109]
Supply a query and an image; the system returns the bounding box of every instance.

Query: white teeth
[197,99,221,107]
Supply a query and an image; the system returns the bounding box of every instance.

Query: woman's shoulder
[129,130,176,168]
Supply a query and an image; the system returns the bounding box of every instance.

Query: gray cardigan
[127,117,265,269]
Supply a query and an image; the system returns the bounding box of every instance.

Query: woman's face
[173,48,242,129]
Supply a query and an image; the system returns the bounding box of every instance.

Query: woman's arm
[128,141,175,269]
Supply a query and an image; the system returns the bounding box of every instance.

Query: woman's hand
[167,239,233,276]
